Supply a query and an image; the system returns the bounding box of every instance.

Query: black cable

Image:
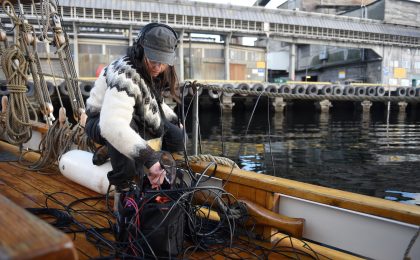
[221,91,265,189]
[180,81,197,184]
[26,207,72,228]
[24,152,323,259]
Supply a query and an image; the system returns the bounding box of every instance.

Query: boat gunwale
[187,161,420,226]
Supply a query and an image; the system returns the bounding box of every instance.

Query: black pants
[106,141,142,188]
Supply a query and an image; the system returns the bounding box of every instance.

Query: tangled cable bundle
[27,180,321,259]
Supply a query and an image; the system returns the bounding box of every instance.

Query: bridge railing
[5,2,419,49]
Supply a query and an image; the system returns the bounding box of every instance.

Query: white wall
[267,51,289,70]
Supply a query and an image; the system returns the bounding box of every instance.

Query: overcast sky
[190,0,288,9]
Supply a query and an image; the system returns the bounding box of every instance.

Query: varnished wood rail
[0,193,78,259]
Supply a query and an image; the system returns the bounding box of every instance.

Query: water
[185,99,420,205]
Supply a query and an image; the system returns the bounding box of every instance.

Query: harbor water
[186,100,420,205]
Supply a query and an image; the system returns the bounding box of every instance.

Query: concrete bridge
[10,0,419,48]
[1,0,420,84]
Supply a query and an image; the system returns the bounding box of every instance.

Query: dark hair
[127,35,179,103]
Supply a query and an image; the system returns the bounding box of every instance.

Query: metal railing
[3,2,419,48]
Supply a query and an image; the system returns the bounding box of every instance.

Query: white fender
[59,150,113,194]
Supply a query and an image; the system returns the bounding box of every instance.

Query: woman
[85,23,183,192]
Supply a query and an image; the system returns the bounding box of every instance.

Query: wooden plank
[0,193,77,260]
[0,164,111,259]
[0,177,40,208]
[263,191,275,240]
[30,120,49,134]
[255,189,267,208]
[224,181,239,198]
[1,162,110,213]
[237,184,256,202]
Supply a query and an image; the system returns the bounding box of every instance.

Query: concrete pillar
[398,101,408,113]
[361,111,370,127]
[398,109,407,123]
[361,100,372,113]
[319,112,329,133]
[361,111,370,138]
[289,43,296,81]
[220,95,234,110]
[224,33,232,80]
[315,99,332,112]
[128,25,133,46]
[272,97,286,113]
[72,22,79,76]
[265,33,269,82]
[178,29,184,82]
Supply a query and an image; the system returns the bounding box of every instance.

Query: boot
[113,187,130,243]
[92,145,109,165]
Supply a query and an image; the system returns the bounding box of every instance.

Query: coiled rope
[23,107,94,171]
[1,1,92,169]
[3,0,54,124]
[1,45,37,144]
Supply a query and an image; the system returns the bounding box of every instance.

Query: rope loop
[188,154,239,169]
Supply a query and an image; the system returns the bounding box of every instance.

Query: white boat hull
[277,194,420,260]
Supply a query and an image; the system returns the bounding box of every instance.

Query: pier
[178,81,420,114]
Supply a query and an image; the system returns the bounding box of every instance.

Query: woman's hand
[147,161,166,189]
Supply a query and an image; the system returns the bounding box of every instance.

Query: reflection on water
[187,100,420,205]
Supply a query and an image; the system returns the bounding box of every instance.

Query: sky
[190,0,288,9]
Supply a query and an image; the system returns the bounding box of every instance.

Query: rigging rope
[3,0,54,125]
[23,107,94,171]
[1,45,36,144]
[49,2,85,120]
[1,0,90,168]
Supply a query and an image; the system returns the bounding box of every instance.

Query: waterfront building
[266,0,420,86]
[1,0,419,89]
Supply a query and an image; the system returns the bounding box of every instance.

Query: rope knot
[7,84,27,93]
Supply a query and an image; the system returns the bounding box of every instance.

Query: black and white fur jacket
[86,56,178,165]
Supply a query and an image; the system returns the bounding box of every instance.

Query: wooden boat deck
[0,158,113,259]
[0,143,317,260]
[0,159,311,260]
